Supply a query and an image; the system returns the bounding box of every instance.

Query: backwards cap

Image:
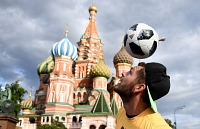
[145,62,170,112]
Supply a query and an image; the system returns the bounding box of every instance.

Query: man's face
[114,66,143,101]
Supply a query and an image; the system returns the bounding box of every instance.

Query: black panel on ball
[129,42,145,56]
[129,24,138,31]
[123,34,128,46]
[149,41,157,56]
[137,29,154,40]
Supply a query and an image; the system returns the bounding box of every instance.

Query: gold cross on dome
[65,23,69,36]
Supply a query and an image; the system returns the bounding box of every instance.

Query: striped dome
[37,55,54,75]
[52,32,78,60]
[21,97,33,110]
[90,59,111,79]
[113,45,133,66]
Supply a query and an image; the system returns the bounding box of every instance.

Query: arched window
[72,116,77,123]
[46,117,49,122]
[29,117,35,124]
[83,92,87,102]
[78,92,81,103]
[42,117,45,123]
[19,120,22,126]
[99,125,106,129]
[78,116,82,122]
[55,116,59,121]
[90,125,96,129]
[61,117,65,122]
[73,93,75,99]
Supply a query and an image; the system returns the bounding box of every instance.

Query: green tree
[165,119,175,128]
[8,80,28,118]
[37,119,67,129]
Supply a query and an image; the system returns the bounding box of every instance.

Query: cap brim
[147,86,158,112]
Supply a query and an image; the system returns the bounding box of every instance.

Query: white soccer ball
[124,23,159,59]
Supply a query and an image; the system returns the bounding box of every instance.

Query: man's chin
[114,85,121,94]
[113,86,118,93]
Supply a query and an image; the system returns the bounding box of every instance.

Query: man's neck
[123,96,149,116]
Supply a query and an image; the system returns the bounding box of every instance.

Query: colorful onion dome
[89,1,97,13]
[113,45,133,66]
[21,88,33,110]
[37,55,54,75]
[90,59,111,79]
[51,31,78,60]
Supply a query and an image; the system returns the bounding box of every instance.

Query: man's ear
[133,83,146,93]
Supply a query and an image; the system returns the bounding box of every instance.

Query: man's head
[114,65,146,103]
[114,62,170,109]
[5,85,10,89]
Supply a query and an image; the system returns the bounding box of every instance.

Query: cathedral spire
[83,2,99,39]
[88,1,97,13]
[88,1,97,20]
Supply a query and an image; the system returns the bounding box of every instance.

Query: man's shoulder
[145,110,171,129]
[116,107,125,118]
[117,107,125,115]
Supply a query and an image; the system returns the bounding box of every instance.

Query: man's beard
[114,81,135,103]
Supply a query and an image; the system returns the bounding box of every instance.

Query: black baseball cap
[145,62,170,112]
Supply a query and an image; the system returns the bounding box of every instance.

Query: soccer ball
[124,23,159,59]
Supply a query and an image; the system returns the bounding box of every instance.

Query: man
[2,85,12,100]
[114,62,171,129]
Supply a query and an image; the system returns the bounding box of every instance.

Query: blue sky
[0,0,200,128]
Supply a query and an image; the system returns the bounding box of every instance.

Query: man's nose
[121,72,126,77]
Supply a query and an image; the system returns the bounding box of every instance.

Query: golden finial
[65,23,69,36]
[29,87,32,98]
[89,1,97,13]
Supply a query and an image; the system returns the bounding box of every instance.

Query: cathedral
[17,3,134,129]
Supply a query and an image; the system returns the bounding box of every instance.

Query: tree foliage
[37,119,67,129]
[165,119,175,128]
[8,80,28,117]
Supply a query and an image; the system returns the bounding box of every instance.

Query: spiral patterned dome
[21,97,33,110]
[51,31,78,60]
[37,55,54,75]
[21,88,34,110]
[113,45,133,66]
[90,59,111,79]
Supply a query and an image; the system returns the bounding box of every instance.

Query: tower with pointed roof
[74,2,104,90]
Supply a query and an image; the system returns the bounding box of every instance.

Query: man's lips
[114,78,122,87]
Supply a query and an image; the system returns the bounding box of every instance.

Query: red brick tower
[74,2,104,90]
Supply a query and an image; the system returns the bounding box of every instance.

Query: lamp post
[174,105,185,129]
